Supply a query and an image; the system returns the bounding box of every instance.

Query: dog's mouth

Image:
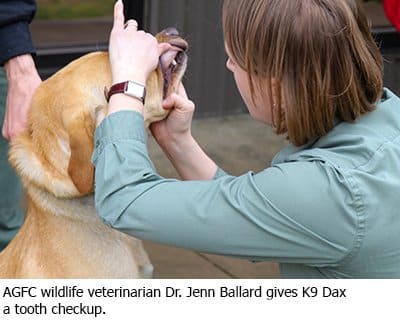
[159,38,188,99]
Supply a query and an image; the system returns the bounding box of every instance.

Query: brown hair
[223,0,384,146]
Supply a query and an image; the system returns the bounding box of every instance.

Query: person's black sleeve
[0,0,36,65]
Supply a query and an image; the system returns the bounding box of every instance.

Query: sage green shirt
[93,88,400,278]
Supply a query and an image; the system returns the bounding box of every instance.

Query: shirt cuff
[0,21,36,66]
[213,167,228,179]
[94,110,146,154]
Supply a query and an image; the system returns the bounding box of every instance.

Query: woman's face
[225,47,273,125]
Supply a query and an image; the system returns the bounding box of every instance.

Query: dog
[0,27,188,278]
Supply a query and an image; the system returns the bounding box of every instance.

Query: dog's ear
[66,113,95,195]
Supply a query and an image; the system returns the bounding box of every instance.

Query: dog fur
[0,29,188,278]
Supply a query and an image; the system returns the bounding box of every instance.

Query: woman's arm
[96,0,355,265]
[156,132,218,180]
[107,1,217,180]
[93,110,355,264]
[150,86,218,180]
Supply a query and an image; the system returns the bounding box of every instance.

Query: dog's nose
[163,27,179,36]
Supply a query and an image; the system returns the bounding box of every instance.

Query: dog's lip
[159,37,188,99]
[168,41,188,52]
[161,49,187,99]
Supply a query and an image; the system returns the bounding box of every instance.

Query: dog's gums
[160,37,188,99]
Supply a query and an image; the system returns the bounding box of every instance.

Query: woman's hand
[107,0,170,114]
[109,0,170,85]
[151,84,217,180]
[150,83,195,147]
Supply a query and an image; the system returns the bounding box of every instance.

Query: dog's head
[9,28,188,199]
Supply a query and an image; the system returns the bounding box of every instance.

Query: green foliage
[36,0,114,20]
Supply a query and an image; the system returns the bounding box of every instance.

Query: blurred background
[32,0,400,116]
[30,0,400,278]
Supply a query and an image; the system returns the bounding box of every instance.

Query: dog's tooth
[172,59,177,66]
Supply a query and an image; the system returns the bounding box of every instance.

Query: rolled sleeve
[92,112,357,265]
[213,167,228,179]
[93,110,147,155]
[92,111,158,225]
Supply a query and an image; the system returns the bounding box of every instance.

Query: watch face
[126,81,145,100]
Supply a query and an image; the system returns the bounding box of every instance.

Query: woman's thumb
[158,42,172,56]
[162,93,178,110]
[163,93,183,110]
[162,93,194,112]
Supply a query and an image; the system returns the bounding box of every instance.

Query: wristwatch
[106,80,146,103]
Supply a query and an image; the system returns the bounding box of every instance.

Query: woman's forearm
[160,134,218,180]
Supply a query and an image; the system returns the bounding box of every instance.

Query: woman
[93,0,400,278]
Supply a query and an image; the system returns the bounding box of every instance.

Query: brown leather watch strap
[105,80,146,103]
[106,81,128,102]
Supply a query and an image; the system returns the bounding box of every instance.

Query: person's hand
[151,84,218,181]
[150,83,195,147]
[109,0,170,86]
[2,54,41,141]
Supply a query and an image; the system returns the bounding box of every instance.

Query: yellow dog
[0,28,188,278]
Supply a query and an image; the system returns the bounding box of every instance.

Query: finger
[163,93,194,112]
[2,125,8,140]
[162,93,177,110]
[113,0,125,31]
[158,42,172,56]
[2,110,9,139]
[124,19,138,30]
